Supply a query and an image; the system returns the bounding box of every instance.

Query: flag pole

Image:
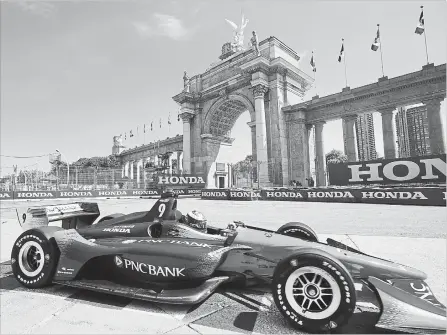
[421,6,429,64]
[342,38,348,87]
[378,24,385,77]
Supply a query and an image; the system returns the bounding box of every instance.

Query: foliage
[54,155,121,171]
[325,149,348,165]
[232,155,253,176]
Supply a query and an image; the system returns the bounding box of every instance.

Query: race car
[11,190,446,334]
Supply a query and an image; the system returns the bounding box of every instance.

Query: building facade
[342,113,377,162]
[395,105,431,157]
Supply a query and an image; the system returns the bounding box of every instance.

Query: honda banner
[157,174,206,188]
[327,154,446,185]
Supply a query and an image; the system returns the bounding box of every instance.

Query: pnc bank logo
[114,256,123,267]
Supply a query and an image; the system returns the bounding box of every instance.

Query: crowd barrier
[201,187,446,206]
[0,188,203,200]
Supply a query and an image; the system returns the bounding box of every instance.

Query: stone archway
[200,93,255,187]
[172,36,314,188]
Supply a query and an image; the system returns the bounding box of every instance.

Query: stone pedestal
[423,98,445,154]
[342,115,358,162]
[314,121,326,187]
[379,107,397,159]
[286,116,310,186]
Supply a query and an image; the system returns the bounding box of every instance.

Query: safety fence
[0,188,202,200]
[200,187,446,207]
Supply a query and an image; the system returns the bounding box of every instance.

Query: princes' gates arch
[170,36,446,188]
[117,36,446,188]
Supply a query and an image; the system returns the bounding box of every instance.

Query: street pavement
[1,198,445,334]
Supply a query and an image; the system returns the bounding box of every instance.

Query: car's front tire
[11,230,59,289]
[272,252,356,333]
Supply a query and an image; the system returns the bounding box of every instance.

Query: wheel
[97,213,124,224]
[277,222,318,242]
[272,252,356,333]
[11,229,59,289]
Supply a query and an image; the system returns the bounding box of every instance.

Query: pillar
[177,151,183,174]
[305,124,313,183]
[253,84,270,185]
[286,114,310,186]
[314,121,326,187]
[136,159,143,188]
[342,114,358,162]
[121,166,125,178]
[247,121,257,161]
[423,98,445,154]
[181,114,194,174]
[168,154,173,175]
[379,107,396,159]
[130,161,134,180]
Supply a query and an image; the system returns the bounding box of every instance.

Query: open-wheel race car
[11,190,446,334]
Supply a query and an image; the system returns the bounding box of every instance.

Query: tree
[325,149,348,165]
[233,155,253,176]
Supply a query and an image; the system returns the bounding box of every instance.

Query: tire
[11,229,59,289]
[97,213,124,224]
[277,222,319,242]
[272,252,356,333]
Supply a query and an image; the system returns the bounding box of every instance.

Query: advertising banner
[157,174,206,188]
[0,191,14,200]
[201,189,229,200]
[351,188,446,207]
[327,154,446,186]
[228,189,262,201]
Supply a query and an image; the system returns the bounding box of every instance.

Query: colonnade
[121,151,184,187]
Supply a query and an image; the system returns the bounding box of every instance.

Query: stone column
[314,121,326,187]
[286,113,310,186]
[423,98,445,154]
[121,166,125,178]
[129,161,134,180]
[379,107,397,159]
[253,84,270,185]
[342,115,358,162]
[247,121,257,161]
[305,124,313,182]
[136,159,143,188]
[176,151,183,174]
[181,114,194,174]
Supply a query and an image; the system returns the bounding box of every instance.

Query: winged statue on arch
[225,13,249,51]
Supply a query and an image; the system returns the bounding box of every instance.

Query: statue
[183,71,190,93]
[225,13,249,52]
[249,30,260,56]
[113,135,123,147]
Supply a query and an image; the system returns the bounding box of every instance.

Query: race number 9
[158,204,166,217]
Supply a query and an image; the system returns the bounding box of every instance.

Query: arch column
[136,159,143,188]
[305,124,313,182]
[253,84,270,186]
[378,107,397,159]
[423,97,445,154]
[247,121,257,161]
[129,161,134,180]
[314,121,326,187]
[342,114,358,162]
[180,112,194,174]
[177,151,183,174]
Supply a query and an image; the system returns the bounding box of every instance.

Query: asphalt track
[1,197,446,334]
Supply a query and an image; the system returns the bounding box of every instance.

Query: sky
[1,0,446,176]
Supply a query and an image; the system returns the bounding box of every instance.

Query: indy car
[11,191,446,334]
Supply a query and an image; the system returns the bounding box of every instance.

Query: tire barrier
[0,189,203,201]
[201,187,446,207]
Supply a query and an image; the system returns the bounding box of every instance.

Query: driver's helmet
[185,210,207,233]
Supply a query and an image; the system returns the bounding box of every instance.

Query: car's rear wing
[17,202,100,231]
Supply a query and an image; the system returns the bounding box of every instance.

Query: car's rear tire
[277,222,318,242]
[97,213,124,224]
[272,252,356,333]
[11,230,59,289]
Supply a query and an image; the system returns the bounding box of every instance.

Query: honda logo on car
[115,256,185,277]
[103,227,132,233]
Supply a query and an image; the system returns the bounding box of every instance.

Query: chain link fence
[0,166,177,191]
